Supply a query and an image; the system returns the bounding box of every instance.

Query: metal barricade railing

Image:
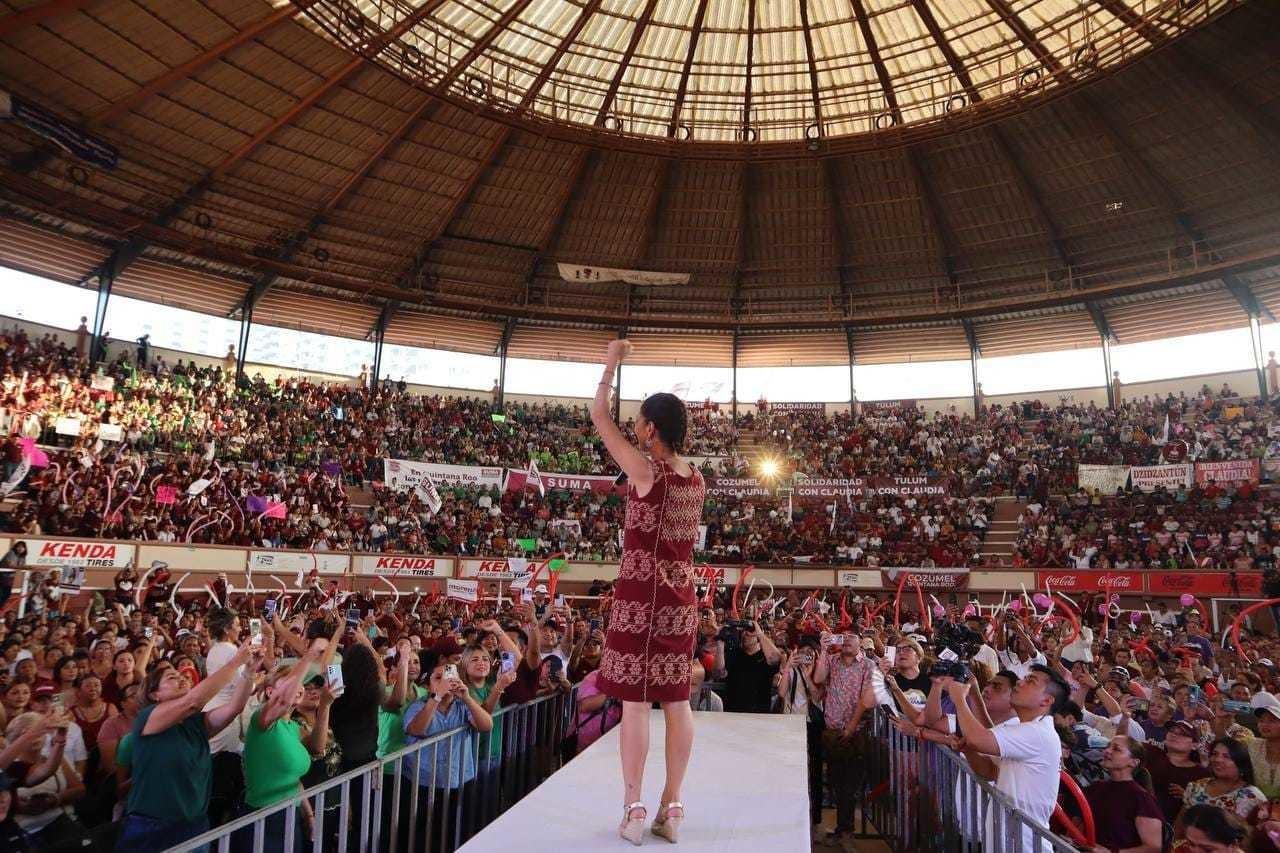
[167,687,578,853]
[853,710,1077,853]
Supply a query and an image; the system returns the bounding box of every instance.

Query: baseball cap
[1107,666,1131,683]
[534,583,548,594]
[860,637,876,650]
[1253,694,1280,720]
[1167,720,1197,737]
[1250,691,1279,710]
[304,674,326,688]
[33,684,54,699]
[1256,658,1275,668]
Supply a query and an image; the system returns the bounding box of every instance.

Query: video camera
[928,618,985,681]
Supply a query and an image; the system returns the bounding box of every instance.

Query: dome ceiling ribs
[822,155,854,319]
[520,144,595,309]
[743,0,756,129]
[72,0,447,298]
[0,0,93,40]
[595,0,660,127]
[517,0,603,113]
[848,0,901,124]
[732,159,752,321]
[667,0,712,139]
[909,0,1072,271]
[798,0,824,131]
[623,157,674,322]
[12,0,318,177]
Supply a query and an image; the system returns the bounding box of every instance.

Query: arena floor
[461,710,812,852]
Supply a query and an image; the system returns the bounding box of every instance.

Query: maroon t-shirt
[1144,748,1207,822]
[499,659,541,707]
[1084,779,1164,849]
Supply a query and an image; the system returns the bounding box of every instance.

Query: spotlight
[759,457,780,479]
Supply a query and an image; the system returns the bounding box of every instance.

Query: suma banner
[504,469,624,496]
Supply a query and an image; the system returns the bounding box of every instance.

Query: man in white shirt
[947,664,1071,852]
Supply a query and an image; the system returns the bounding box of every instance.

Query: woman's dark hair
[142,666,168,703]
[54,657,78,683]
[337,643,382,707]
[1182,804,1247,845]
[639,393,687,454]
[206,606,237,642]
[72,673,100,690]
[1210,737,1256,786]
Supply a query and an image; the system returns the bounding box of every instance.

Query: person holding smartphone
[402,663,493,853]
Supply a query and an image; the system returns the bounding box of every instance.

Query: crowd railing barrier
[855,709,1076,853]
[167,686,578,853]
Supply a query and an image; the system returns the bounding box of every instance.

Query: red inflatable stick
[729,565,755,620]
[1229,598,1280,652]
[893,573,910,629]
[838,592,853,631]
[912,578,930,633]
[1052,770,1096,848]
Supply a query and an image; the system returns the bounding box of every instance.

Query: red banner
[1194,459,1260,487]
[1146,571,1263,597]
[504,470,624,496]
[1036,570,1144,593]
[883,568,969,591]
[795,475,948,500]
[705,477,771,498]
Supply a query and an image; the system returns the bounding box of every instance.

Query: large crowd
[0,562,1278,851]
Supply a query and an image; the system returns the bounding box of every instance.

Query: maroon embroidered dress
[599,458,705,703]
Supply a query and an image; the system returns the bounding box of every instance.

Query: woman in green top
[232,643,329,853]
[462,644,517,834]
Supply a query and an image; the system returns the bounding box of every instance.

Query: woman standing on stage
[590,340,705,846]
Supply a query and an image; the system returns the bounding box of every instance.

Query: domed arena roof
[1,0,1279,364]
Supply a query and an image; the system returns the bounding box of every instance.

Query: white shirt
[1060,626,1095,663]
[991,715,1062,851]
[997,649,1047,679]
[204,640,245,754]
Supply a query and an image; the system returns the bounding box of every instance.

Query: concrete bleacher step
[981,500,1026,564]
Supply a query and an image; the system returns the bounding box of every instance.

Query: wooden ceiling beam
[822,157,853,316]
[904,147,959,288]
[732,160,752,318]
[1091,0,1165,48]
[393,124,514,289]
[911,0,1070,268]
[798,0,823,128]
[438,0,536,95]
[849,0,900,122]
[520,145,595,303]
[633,158,672,268]
[667,0,712,138]
[0,0,93,40]
[984,0,1068,84]
[742,0,756,126]
[595,0,660,125]
[520,0,602,112]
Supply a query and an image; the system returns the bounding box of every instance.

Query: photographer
[717,612,781,714]
[945,664,1071,848]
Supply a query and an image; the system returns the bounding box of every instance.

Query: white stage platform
[461,710,811,853]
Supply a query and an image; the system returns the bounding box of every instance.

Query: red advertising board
[1035,570,1143,594]
[1146,572,1263,597]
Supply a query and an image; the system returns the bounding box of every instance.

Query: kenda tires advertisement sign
[21,539,134,568]
[353,555,451,578]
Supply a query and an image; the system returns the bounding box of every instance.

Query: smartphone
[827,633,845,649]
[346,607,360,628]
[589,618,601,632]
[443,663,459,682]
[500,651,517,673]
[51,693,64,714]
[884,645,897,666]
[555,594,566,608]
[1223,699,1252,714]
[325,664,345,697]
[143,626,153,638]
[521,587,534,603]
[249,618,263,646]
[264,598,277,620]
[451,618,461,631]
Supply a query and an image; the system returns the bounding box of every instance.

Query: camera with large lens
[928,618,984,682]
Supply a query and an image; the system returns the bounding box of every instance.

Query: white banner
[548,519,581,538]
[1129,463,1193,492]
[90,375,115,392]
[22,538,135,568]
[837,570,880,589]
[446,578,479,603]
[459,558,534,581]
[383,459,503,490]
[186,478,212,496]
[353,554,450,577]
[98,423,124,442]
[414,477,442,515]
[557,263,689,287]
[248,551,349,575]
[1077,464,1130,494]
[55,417,81,436]
[0,456,30,497]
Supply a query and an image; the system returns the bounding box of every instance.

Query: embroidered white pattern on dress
[653,604,698,637]
[610,599,651,634]
[625,500,659,533]
[648,653,692,686]
[618,550,655,581]
[657,559,694,590]
[659,477,704,542]
[600,649,645,686]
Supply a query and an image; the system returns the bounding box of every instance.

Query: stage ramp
[461,710,811,852]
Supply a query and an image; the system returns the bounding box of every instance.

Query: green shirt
[125,704,211,822]
[377,684,428,761]
[468,682,504,761]
[243,709,311,809]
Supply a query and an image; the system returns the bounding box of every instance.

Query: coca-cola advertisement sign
[881,568,969,591]
[1036,571,1143,593]
[1147,572,1262,597]
[705,477,772,498]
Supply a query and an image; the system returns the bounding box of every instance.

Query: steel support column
[88,267,113,364]
[845,326,857,412]
[731,327,739,425]
[1249,314,1267,398]
[234,298,253,383]
[1087,302,1116,408]
[496,318,517,409]
[371,302,395,390]
[962,320,981,416]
